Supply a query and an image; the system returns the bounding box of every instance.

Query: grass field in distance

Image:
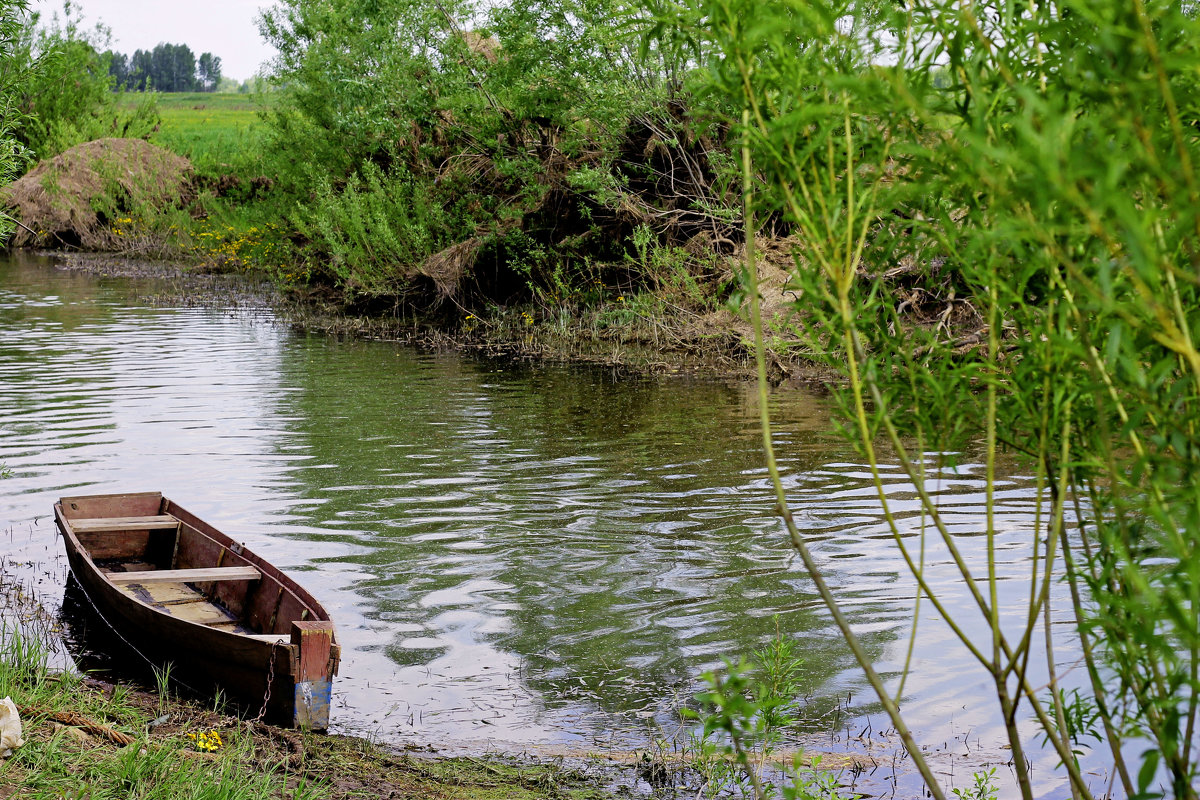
[119,92,269,175]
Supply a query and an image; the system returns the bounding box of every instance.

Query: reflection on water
[0,252,1087,797]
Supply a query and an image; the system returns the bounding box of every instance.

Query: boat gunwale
[54,495,337,657]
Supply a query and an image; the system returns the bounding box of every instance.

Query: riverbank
[0,666,612,799]
[0,559,617,800]
[0,92,962,390]
[0,94,854,388]
[48,250,845,387]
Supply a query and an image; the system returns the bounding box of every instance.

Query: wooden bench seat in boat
[71,515,180,532]
[111,573,273,633]
[107,566,262,584]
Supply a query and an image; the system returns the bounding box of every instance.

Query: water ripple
[0,253,1086,798]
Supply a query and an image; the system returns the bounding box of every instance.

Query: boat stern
[288,621,337,731]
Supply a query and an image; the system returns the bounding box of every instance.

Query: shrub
[640,0,1200,797]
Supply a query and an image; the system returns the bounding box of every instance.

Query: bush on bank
[252,0,746,319]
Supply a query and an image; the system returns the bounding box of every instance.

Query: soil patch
[2,138,193,250]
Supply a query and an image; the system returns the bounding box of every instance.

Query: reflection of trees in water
[273,342,896,726]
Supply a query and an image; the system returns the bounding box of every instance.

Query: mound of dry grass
[2,138,193,250]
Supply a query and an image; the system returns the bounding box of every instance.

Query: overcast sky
[31,0,279,81]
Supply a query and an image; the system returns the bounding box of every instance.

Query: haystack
[2,138,193,249]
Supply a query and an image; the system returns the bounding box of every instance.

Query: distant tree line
[104,43,222,92]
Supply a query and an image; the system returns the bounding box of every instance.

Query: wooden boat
[54,492,339,730]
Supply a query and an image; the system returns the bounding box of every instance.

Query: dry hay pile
[2,138,193,249]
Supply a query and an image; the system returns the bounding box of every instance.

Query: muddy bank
[46,251,843,387]
[49,251,279,310]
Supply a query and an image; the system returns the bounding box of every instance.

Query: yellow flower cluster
[185,730,223,752]
[110,216,136,237]
[190,224,263,269]
[188,222,304,284]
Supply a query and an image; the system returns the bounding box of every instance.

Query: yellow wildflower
[185,730,224,752]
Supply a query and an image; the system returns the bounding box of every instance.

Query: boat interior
[59,492,316,643]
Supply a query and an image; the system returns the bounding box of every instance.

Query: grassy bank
[80,93,810,379]
[0,621,610,800]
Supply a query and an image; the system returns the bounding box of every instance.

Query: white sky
[31,0,279,81]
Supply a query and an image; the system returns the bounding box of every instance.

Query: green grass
[119,92,269,177]
[0,621,326,800]
[0,619,611,799]
[110,92,299,277]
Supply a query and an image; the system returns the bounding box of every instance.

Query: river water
[0,251,1101,797]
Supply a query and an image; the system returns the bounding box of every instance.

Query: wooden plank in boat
[117,582,205,607]
[245,633,289,642]
[166,601,237,627]
[72,515,179,532]
[108,567,261,584]
[81,532,153,560]
[60,492,162,519]
[111,561,157,572]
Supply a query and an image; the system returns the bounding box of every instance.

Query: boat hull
[55,492,338,730]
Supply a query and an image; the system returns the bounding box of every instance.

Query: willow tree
[641,0,1200,797]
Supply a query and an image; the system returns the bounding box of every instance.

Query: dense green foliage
[9,2,157,161]
[106,43,223,92]
[255,0,737,308]
[642,0,1200,797]
[0,0,31,243]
